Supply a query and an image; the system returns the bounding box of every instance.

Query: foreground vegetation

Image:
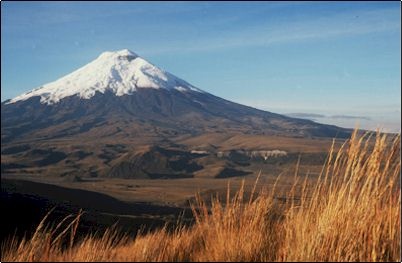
[2,130,400,262]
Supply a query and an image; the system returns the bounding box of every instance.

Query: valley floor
[1,131,400,262]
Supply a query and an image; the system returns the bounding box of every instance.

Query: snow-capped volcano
[8,49,203,105]
[2,48,352,148]
[1,48,353,180]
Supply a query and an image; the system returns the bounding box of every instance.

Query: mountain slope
[1,49,350,142]
[1,49,352,178]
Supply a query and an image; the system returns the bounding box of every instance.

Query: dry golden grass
[2,130,400,262]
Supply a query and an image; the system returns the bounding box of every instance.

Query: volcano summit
[8,49,203,105]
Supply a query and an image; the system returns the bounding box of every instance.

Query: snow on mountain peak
[98,49,138,60]
[8,49,203,105]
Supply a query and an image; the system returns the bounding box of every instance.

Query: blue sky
[1,2,401,131]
